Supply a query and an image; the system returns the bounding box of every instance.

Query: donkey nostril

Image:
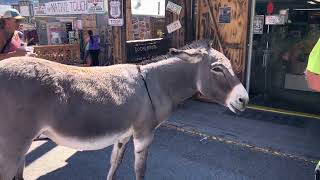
[238,97,247,106]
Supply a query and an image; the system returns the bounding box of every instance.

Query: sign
[126,38,169,63]
[34,3,46,15]
[34,0,105,16]
[253,15,264,34]
[131,0,165,16]
[166,20,182,34]
[108,0,124,26]
[20,6,30,16]
[76,20,83,30]
[166,1,182,15]
[219,7,231,23]
[265,15,285,25]
[87,0,104,13]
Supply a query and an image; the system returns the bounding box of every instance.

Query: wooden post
[111,0,127,64]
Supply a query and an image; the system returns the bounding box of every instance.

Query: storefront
[248,0,320,114]
[110,0,194,64]
[34,0,105,45]
[32,0,114,65]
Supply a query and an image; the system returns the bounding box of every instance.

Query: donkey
[0,40,248,180]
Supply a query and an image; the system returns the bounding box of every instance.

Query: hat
[2,9,24,20]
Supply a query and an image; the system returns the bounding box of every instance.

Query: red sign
[267,1,274,15]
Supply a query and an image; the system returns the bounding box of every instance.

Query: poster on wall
[253,15,264,34]
[47,22,63,45]
[108,0,124,26]
[219,7,231,24]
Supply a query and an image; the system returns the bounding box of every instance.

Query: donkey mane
[138,39,211,65]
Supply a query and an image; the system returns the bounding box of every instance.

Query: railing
[33,44,82,65]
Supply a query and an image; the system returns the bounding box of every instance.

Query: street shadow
[37,142,135,180]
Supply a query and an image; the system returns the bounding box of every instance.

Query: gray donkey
[0,40,248,180]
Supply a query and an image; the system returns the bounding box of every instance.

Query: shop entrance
[250,0,320,114]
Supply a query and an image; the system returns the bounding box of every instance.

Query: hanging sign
[166,1,182,15]
[253,15,264,34]
[167,20,182,34]
[108,0,124,26]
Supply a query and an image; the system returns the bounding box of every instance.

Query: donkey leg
[133,131,155,180]
[106,136,131,180]
[0,124,36,180]
[0,142,31,180]
[13,159,25,180]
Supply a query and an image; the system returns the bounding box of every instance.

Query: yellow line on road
[248,104,320,120]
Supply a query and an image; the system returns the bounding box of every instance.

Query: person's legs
[89,50,100,66]
[315,161,320,180]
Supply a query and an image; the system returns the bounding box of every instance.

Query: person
[306,37,320,92]
[316,162,320,180]
[86,30,100,66]
[305,37,320,180]
[27,37,36,46]
[0,9,31,60]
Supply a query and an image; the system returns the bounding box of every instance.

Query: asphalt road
[24,127,315,180]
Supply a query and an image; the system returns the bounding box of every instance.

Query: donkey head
[170,42,249,113]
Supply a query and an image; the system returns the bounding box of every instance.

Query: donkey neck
[141,58,198,122]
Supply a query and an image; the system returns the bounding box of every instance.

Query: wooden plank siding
[196,0,250,81]
[165,0,194,48]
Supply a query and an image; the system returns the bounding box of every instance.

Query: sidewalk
[165,100,320,162]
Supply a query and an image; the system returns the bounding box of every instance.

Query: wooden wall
[196,0,250,81]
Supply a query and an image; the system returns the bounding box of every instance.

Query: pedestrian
[86,30,100,66]
[305,37,320,180]
[0,9,31,60]
[83,41,92,66]
[306,37,320,92]
[316,162,320,180]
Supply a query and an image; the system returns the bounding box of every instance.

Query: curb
[162,121,318,165]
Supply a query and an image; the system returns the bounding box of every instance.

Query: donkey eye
[211,66,223,73]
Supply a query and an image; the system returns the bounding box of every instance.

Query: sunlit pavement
[24,127,315,180]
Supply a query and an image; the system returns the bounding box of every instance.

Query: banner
[34,0,104,16]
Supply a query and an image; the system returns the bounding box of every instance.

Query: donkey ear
[169,48,203,63]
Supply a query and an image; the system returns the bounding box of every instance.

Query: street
[24,126,315,180]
